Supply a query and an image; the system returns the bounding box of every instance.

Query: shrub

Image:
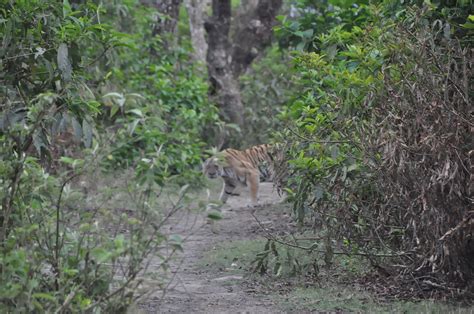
[274,1,472,296]
[0,1,216,311]
[239,46,294,147]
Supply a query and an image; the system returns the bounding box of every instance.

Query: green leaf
[31,199,41,210]
[91,247,112,263]
[63,0,72,17]
[33,292,56,301]
[79,223,91,232]
[294,30,304,38]
[32,300,44,311]
[59,156,75,164]
[103,92,124,98]
[110,104,120,118]
[207,211,222,221]
[295,41,305,51]
[1,19,12,57]
[82,119,93,148]
[273,261,282,276]
[71,116,82,140]
[128,109,143,118]
[302,29,314,38]
[126,93,146,100]
[63,268,79,276]
[169,234,183,252]
[114,234,124,249]
[128,119,140,135]
[179,184,190,198]
[347,163,358,172]
[57,43,72,82]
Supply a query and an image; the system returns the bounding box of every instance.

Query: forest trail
[139,182,287,313]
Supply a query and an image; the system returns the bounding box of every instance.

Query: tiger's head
[202,157,221,179]
[203,149,228,179]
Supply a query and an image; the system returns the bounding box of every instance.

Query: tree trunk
[152,0,182,36]
[205,0,244,126]
[141,0,182,48]
[231,0,282,77]
[204,0,282,130]
[184,0,210,64]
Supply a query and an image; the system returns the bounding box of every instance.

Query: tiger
[202,144,276,207]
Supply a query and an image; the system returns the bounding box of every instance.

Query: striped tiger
[202,144,276,206]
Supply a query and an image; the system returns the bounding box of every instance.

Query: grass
[281,285,474,313]
[75,170,471,313]
[64,168,224,215]
[199,227,473,313]
[200,239,268,274]
[202,237,369,278]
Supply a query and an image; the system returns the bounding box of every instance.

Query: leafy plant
[273,0,472,297]
[96,2,219,185]
[0,0,217,311]
[240,46,294,147]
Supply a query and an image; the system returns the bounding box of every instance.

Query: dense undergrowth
[271,0,473,299]
[1,0,472,311]
[0,0,218,311]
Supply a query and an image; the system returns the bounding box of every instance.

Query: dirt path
[139,182,286,313]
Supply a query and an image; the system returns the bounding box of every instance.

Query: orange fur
[203,144,274,206]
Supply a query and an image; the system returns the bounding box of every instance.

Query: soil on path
[139,182,288,313]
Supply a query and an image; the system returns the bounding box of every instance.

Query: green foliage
[0,0,217,311]
[276,2,388,223]
[252,236,368,279]
[202,223,368,280]
[0,154,184,312]
[1,0,112,235]
[94,2,219,185]
[280,285,473,313]
[1,0,112,154]
[201,239,267,273]
[240,46,294,147]
[275,0,472,295]
[275,0,371,52]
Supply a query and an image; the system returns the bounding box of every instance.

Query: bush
[0,1,216,311]
[239,46,294,147]
[370,7,472,289]
[274,1,472,296]
[91,2,219,185]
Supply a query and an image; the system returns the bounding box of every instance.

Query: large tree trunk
[184,0,210,64]
[231,1,282,77]
[205,0,243,126]
[204,0,282,131]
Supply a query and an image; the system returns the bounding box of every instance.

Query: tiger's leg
[232,184,242,196]
[247,170,260,206]
[219,178,239,203]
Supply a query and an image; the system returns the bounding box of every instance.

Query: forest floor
[134,181,473,314]
[138,182,288,313]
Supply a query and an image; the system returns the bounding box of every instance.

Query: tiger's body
[203,144,275,206]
